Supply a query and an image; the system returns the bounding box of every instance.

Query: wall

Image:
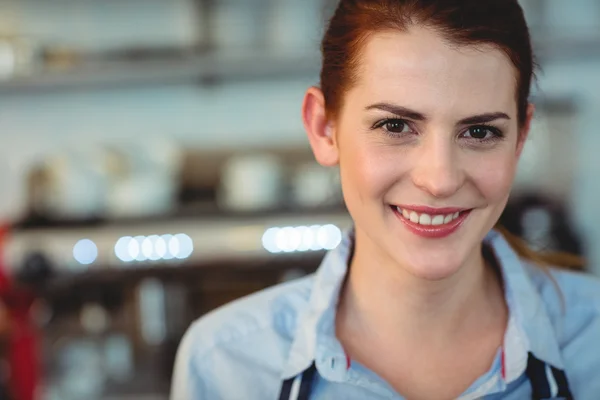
[539,59,600,274]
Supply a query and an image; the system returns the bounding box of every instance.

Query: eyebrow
[366,103,427,121]
[365,102,511,125]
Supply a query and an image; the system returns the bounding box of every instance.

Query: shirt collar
[282,228,566,382]
[484,230,566,377]
[282,229,353,379]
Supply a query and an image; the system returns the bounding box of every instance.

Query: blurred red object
[0,225,38,400]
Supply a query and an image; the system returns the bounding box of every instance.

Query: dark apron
[278,352,573,400]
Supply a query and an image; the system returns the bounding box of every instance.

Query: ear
[516,103,535,158]
[302,87,339,166]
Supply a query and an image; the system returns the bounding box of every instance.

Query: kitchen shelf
[13,204,347,230]
[36,254,323,296]
[5,209,352,281]
[0,49,321,93]
[0,33,597,94]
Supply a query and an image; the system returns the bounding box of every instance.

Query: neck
[337,229,506,348]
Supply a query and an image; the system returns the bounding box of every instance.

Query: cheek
[469,150,518,201]
[339,140,405,203]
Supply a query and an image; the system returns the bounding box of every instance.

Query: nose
[411,134,465,198]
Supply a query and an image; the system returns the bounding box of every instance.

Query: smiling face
[304,27,533,280]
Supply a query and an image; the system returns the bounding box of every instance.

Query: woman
[171,0,600,399]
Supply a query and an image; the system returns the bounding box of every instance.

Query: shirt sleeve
[552,272,600,398]
[170,326,201,400]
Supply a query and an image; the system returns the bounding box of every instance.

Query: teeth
[410,211,419,223]
[398,208,463,226]
[419,214,432,225]
[431,215,445,226]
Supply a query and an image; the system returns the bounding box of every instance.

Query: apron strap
[526,352,573,400]
[279,353,573,400]
[278,363,317,400]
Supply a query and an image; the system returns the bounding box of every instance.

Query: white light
[116,233,197,263]
[309,225,324,251]
[261,224,342,254]
[274,228,287,252]
[168,235,180,259]
[296,226,312,252]
[73,239,98,265]
[115,236,133,262]
[287,227,302,252]
[142,237,154,260]
[155,236,167,259]
[146,235,161,261]
[262,227,281,253]
[275,227,294,253]
[319,224,342,250]
[174,233,193,259]
[161,234,175,260]
[134,236,147,261]
[128,237,140,261]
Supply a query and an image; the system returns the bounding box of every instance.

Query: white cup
[291,162,342,208]
[218,154,283,212]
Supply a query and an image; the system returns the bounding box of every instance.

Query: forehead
[352,28,517,117]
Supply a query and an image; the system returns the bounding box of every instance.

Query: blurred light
[134,236,147,262]
[154,236,167,259]
[168,235,180,259]
[288,227,302,252]
[277,226,300,253]
[73,239,98,265]
[115,236,133,262]
[174,233,194,259]
[276,227,294,253]
[141,237,154,260]
[295,226,311,252]
[309,225,323,251]
[127,237,140,260]
[262,224,342,254]
[161,234,175,260]
[319,224,343,250]
[262,227,281,253]
[114,233,196,263]
[146,235,161,261]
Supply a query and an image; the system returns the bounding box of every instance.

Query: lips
[391,205,471,238]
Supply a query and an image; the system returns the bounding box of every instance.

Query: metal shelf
[0,50,321,93]
[4,210,352,276]
[0,34,597,94]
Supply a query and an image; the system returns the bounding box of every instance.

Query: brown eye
[462,125,503,141]
[468,126,489,139]
[383,119,410,134]
[371,118,415,138]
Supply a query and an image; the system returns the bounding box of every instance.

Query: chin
[399,249,467,281]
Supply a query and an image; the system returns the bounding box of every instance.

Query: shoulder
[524,265,600,389]
[171,274,315,397]
[524,264,600,316]
[186,274,314,353]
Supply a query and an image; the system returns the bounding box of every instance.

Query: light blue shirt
[171,229,600,399]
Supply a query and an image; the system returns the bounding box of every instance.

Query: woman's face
[305,27,533,280]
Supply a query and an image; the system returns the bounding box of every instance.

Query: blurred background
[0,0,597,399]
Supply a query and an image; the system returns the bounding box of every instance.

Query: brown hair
[320,0,584,269]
